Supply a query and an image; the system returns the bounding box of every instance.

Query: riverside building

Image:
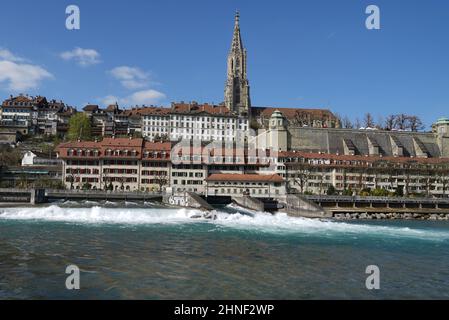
[57,138,171,192]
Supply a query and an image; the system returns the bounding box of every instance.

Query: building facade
[57,138,171,192]
[0,94,76,136]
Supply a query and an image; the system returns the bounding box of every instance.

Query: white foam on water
[0,205,448,241]
[82,200,99,205]
[0,205,202,225]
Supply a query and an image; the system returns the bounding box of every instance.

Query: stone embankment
[333,212,449,221]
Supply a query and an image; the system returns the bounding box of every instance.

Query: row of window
[172,180,203,185]
[171,172,203,178]
[212,188,280,195]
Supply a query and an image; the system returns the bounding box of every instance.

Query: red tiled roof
[105,104,119,112]
[83,105,100,112]
[171,103,232,116]
[101,137,143,147]
[123,106,171,116]
[206,173,284,183]
[143,141,172,152]
[252,107,337,120]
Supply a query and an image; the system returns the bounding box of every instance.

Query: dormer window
[77,149,82,156]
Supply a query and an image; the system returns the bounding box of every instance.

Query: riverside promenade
[0,188,163,204]
[303,195,449,220]
[45,189,163,202]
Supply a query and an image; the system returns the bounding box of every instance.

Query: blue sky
[0,0,448,129]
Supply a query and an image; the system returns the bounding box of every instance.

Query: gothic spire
[225,11,251,116]
[231,11,243,53]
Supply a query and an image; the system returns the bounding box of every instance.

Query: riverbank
[332,210,449,221]
[0,202,30,208]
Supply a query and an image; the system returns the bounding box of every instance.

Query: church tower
[224,11,251,116]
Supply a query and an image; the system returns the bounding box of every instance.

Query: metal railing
[45,189,163,196]
[303,194,449,204]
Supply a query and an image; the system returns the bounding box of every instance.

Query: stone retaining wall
[333,212,449,221]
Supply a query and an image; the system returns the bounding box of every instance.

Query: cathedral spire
[225,11,251,116]
[231,11,243,53]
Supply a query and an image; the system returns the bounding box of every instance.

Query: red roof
[252,107,337,120]
[171,103,233,116]
[56,138,172,159]
[123,106,171,116]
[143,141,172,152]
[83,105,100,112]
[101,137,143,147]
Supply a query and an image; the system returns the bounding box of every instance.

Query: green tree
[371,188,389,197]
[394,186,404,197]
[0,146,22,166]
[67,113,92,141]
[82,182,92,190]
[326,185,337,195]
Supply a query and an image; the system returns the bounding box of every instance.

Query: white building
[139,102,249,143]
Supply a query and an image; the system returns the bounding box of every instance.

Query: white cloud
[100,95,120,106]
[0,50,53,91]
[99,89,166,107]
[60,47,101,66]
[109,66,151,90]
[127,89,166,105]
[0,48,25,62]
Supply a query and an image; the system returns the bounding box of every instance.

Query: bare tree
[394,114,408,130]
[153,171,168,192]
[292,161,310,193]
[407,115,425,132]
[342,116,354,129]
[363,113,375,128]
[292,110,311,127]
[354,118,362,130]
[384,115,396,131]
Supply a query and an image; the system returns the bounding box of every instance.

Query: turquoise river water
[0,202,449,299]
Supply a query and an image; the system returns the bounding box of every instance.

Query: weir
[280,194,330,218]
[163,192,214,211]
[0,188,46,204]
[231,196,265,212]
